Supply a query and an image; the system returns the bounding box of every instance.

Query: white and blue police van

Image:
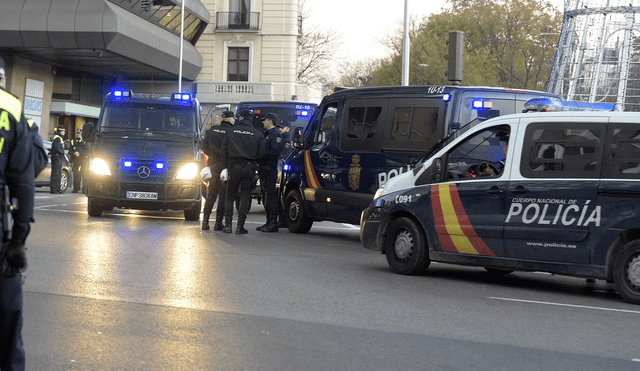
[360,98,640,304]
[279,85,560,233]
[82,90,205,220]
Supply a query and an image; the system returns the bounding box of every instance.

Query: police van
[359,100,640,304]
[82,90,204,220]
[235,101,317,133]
[279,85,559,233]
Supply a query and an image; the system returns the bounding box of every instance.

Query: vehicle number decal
[395,195,412,203]
[427,86,446,94]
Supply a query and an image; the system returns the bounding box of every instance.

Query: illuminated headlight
[373,185,385,200]
[176,162,198,180]
[90,158,111,176]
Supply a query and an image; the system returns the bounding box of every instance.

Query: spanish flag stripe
[448,185,496,256]
[304,151,322,189]
[430,185,459,253]
[438,185,479,255]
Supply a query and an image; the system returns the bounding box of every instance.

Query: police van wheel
[60,169,69,193]
[87,197,102,217]
[184,199,202,221]
[385,217,430,275]
[613,241,640,304]
[285,189,312,234]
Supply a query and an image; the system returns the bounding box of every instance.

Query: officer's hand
[220,168,228,182]
[2,242,27,277]
[74,151,79,157]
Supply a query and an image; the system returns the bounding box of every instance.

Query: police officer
[69,128,86,193]
[201,110,235,230]
[220,109,261,234]
[0,55,41,371]
[49,126,68,194]
[256,113,283,232]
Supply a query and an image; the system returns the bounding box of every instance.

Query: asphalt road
[19,189,640,370]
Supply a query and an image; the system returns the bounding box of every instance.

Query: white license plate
[126,191,158,200]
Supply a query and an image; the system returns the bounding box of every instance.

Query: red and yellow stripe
[304,150,322,189]
[430,184,495,256]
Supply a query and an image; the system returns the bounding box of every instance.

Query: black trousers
[203,165,226,223]
[50,156,62,192]
[72,161,82,191]
[224,162,257,227]
[260,162,278,223]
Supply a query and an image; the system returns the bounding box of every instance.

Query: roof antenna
[151,77,155,97]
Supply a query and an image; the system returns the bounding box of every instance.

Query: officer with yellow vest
[0,55,42,371]
[49,126,68,194]
[69,129,86,193]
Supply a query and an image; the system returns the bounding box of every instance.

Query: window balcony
[216,12,260,31]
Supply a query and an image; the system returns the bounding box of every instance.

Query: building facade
[0,0,306,140]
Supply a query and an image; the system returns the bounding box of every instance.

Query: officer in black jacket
[201,110,235,230]
[0,55,42,371]
[69,128,85,193]
[49,126,68,194]
[256,112,283,232]
[220,109,261,234]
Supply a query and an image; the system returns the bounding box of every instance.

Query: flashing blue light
[443,94,451,102]
[283,164,291,172]
[472,100,484,109]
[155,162,165,170]
[112,90,132,99]
[524,97,620,112]
[122,160,133,168]
[172,93,192,103]
[300,110,309,117]
[472,99,493,110]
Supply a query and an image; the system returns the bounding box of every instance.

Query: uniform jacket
[260,127,283,163]
[69,138,86,162]
[50,133,66,160]
[221,119,261,166]
[202,120,233,167]
[0,88,36,244]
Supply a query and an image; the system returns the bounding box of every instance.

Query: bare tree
[337,59,382,87]
[297,0,342,87]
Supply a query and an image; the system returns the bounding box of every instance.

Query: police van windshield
[100,103,196,134]
[247,107,314,132]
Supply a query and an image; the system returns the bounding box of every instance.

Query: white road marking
[489,297,640,314]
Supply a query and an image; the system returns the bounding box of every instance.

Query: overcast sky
[306,0,566,63]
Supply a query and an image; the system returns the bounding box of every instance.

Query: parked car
[35,140,70,193]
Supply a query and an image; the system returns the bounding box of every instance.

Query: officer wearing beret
[0,55,42,371]
[201,110,235,230]
[256,112,284,232]
[50,126,68,194]
[220,109,261,234]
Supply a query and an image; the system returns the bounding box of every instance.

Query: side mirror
[431,157,444,183]
[292,127,303,149]
[82,122,95,143]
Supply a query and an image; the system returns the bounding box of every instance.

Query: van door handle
[510,185,529,195]
[321,153,331,162]
[486,187,503,196]
[334,155,342,161]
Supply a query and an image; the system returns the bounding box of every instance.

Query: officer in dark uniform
[49,126,68,194]
[256,113,283,232]
[0,55,41,371]
[69,128,86,193]
[201,110,235,230]
[220,109,261,234]
[276,120,292,227]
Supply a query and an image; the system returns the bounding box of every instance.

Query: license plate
[126,191,158,200]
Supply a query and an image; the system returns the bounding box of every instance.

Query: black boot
[236,221,248,234]
[256,223,268,231]
[261,216,279,233]
[213,222,224,231]
[202,214,210,230]
[222,222,232,233]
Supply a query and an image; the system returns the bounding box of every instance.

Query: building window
[228,47,249,81]
[229,0,250,12]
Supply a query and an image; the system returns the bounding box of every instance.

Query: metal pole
[178,0,185,92]
[401,0,410,86]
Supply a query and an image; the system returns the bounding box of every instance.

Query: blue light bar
[443,94,451,102]
[525,97,620,112]
[171,93,192,103]
[112,90,132,99]
[283,164,291,172]
[122,160,133,168]
[155,162,165,170]
[472,99,493,110]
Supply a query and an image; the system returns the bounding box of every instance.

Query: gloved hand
[220,168,228,182]
[200,166,212,180]
[2,242,27,277]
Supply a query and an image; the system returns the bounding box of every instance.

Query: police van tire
[87,197,102,217]
[613,241,640,304]
[60,169,69,193]
[285,189,312,234]
[184,199,202,221]
[385,217,430,275]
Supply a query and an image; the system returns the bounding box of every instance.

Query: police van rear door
[505,116,607,264]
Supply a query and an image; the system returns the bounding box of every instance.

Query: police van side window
[444,126,510,180]
[315,105,337,145]
[341,105,383,151]
[602,123,640,178]
[520,122,604,178]
[390,107,438,142]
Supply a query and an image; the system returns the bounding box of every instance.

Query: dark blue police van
[82,90,204,220]
[235,101,317,133]
[279,85,559,233]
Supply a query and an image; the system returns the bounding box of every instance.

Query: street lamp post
[178,0,185,93]
[401,0,410,86]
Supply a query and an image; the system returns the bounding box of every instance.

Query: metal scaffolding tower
[547,0,640,110]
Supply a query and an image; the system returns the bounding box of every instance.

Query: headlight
[176,162,198,180]
[90,157,111,176]
[373,185,385,200]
